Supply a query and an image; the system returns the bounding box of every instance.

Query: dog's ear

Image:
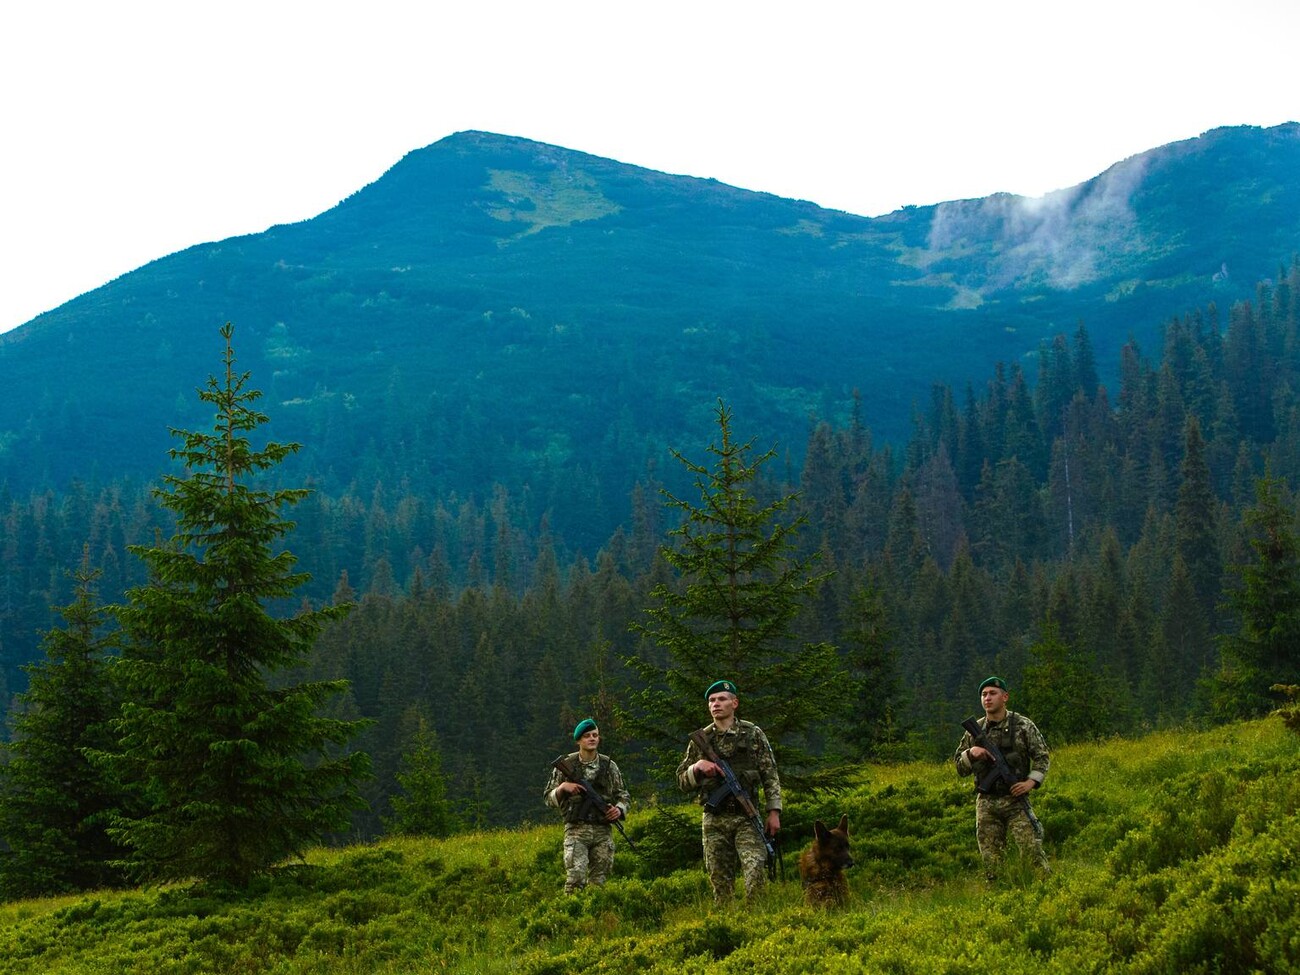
[813,820,828,841]
[837,814,849,835]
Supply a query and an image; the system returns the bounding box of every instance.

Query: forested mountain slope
[3,127,1300,838]
[1,124,1296,554]
[3,256,1299,835]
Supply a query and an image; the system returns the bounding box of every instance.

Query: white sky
[2,0,1297,333]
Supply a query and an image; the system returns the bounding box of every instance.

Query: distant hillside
[1,718,1295,974]
[1,123,1297,549]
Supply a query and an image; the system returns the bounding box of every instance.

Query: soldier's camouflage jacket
[954,711,1050,795]
[676,719,782,813]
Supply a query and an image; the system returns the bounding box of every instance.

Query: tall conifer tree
[838,580,904,759]
[1175,415,1222,613]
[0,551,122,897]
[1213,472,1300,717]
[1160,556,1211,711]
[1021,617,1120,741]
[1073,322,1099,398]
[106,323,370,886]
[624,401,844,780]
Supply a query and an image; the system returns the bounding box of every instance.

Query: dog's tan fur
[798,814,853,906]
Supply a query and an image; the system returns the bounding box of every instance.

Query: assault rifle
[689,729,779,880]
[551,755,637,851]
[960,717,1043,839]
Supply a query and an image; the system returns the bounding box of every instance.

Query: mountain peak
[1,124,1296,531]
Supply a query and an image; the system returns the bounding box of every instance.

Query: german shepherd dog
[798,814,854,906]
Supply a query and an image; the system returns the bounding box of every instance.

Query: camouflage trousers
[975,793,1049,875]
[562,821,615,892]
[701,810,769,903]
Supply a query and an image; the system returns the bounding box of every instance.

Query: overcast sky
[2,0,1297,333]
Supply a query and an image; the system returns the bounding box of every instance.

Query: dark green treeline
[2,260,1299,837]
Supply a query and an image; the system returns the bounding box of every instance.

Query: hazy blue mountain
[1,123,1297,547]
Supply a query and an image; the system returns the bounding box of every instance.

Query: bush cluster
[1,719,1296,974]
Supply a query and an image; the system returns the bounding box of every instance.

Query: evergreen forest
[3,259,1300,848]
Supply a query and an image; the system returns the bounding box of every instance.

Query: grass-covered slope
[2,719,1296,974]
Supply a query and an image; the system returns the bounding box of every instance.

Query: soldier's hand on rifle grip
[765,810,780,837]
[694,759,721,777]
[969,746,992,762]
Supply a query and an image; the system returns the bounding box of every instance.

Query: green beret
[572,718,598,740]
[979,676,1008,692]
[705,680,738,700]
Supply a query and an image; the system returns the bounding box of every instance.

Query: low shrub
[1,720,1296,975]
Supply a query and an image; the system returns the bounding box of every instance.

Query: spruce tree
[1073,321,1099,398]
[624,401,845,780]
[0,551,122,898]
[1020,617,1120,741]
[1161,555,1213,711]
[838,580,904,760]
[1213,472,1300,717]
[1174,415,1221,613]
[385,710,458,838]
[106,323,370,886]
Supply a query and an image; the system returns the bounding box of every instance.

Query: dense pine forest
[2,260,1300,847]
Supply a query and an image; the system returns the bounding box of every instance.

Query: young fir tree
[105,323,370,886]
[1020,616,1116,742]
[838,580,905,761]
[384,711,459,838]
[1212,472,1300,718]
[0,551,123,898]
[624,400,845,781]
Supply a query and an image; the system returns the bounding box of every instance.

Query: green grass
[2,719,1297,973]
[485,168,622,239]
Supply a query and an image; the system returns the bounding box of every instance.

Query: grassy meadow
[1,718,1296,974]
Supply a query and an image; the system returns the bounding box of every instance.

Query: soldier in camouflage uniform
[676,680,782,904]
[544,718,631,893]
[954,676,1051,878]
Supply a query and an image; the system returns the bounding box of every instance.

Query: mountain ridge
[1,123,1297,551]
[11,123,1297,330]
